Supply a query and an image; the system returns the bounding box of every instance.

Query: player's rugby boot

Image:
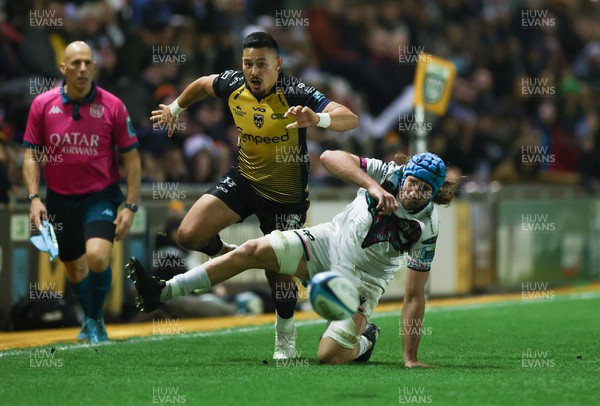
[126,257,165,312]
[273,328,297,359]
[354,323,380,362]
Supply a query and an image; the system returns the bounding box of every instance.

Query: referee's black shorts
[45,184,124,262]
[205,167,309,235]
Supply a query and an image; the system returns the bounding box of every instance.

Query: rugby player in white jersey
[127,150,463,366]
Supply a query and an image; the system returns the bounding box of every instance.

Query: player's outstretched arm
[402,268,432,368]
[150,74,219,137]
[285,101,358,132]
[320,150,398,215]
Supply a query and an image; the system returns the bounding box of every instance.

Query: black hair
[242,32,279,55]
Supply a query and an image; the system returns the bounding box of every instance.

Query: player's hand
[367,184,398,215]
[150,104,179,138]
[114,207,135,241]
[29,199,48,230]
[404,360,433,368]
[285,105,319,129]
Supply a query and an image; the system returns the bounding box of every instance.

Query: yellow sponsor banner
[413,53,457,116]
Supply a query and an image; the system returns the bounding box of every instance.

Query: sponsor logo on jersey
[237,127,289,145]
[49,105,63,114]
[48,132,100,156]
[233,105,246,117]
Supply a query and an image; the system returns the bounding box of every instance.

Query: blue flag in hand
[30,221,59,261]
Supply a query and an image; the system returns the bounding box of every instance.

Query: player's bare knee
[235,239,260,259]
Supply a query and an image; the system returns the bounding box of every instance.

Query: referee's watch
[28,194,41,202]
[124,202,138,213]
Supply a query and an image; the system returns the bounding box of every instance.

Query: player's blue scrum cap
[402,152,446,199]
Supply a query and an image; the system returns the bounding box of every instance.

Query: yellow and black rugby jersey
[213,70,331,204]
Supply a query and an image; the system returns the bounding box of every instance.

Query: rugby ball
[309,272,360,320]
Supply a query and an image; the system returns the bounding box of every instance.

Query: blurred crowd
[2,0,600,207]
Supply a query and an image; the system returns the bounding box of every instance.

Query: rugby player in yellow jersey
[145,32,358,359]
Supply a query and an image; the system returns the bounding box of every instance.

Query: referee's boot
[126,257,165,312]
[354,323,380,363]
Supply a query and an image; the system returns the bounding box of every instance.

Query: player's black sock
[272,282,297,319]
[199,234,224,256]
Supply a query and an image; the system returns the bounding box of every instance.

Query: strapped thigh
[265,230,305,275]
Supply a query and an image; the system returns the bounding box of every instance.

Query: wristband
[169,99,186,117]
[316,113,331,128]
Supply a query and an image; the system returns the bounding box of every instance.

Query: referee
[23,41,141,343]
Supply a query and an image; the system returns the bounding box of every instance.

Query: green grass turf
[1,292,598,406]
